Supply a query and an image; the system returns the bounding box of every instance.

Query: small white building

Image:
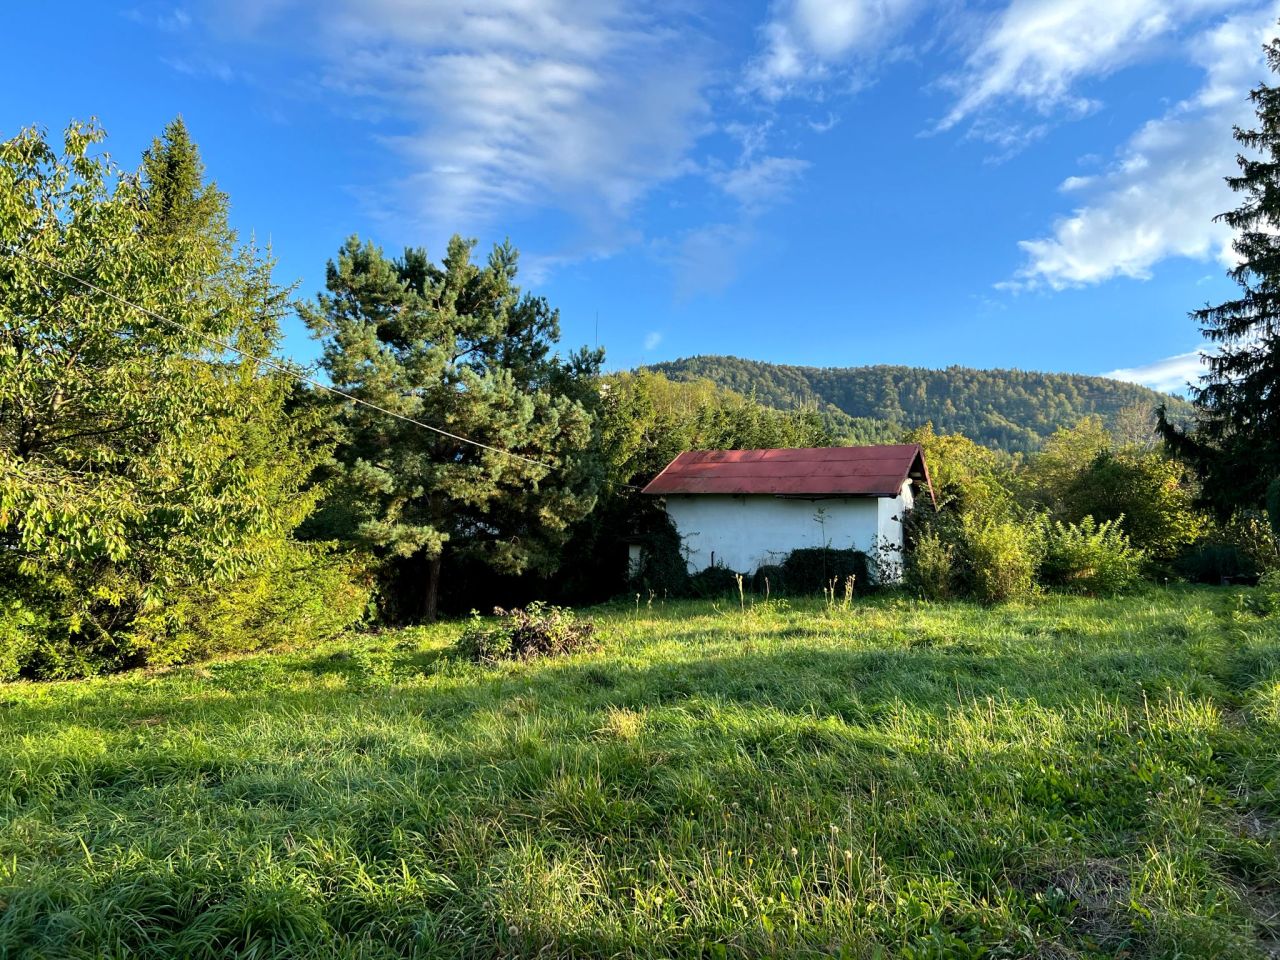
[641,445,933,579]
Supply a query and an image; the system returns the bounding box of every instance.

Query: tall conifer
[1160,32,1280,514]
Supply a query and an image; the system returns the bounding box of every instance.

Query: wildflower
[790,847,799,858]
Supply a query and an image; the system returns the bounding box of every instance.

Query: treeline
[900,421,1278,604]
[647,355,1195,453]
[0,119,828,678]
[3,103,1279,680]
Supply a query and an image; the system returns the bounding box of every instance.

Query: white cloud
[643,330,663,350]
[665,222,758,299]
[231,1,710,240]
[1104,349,1207,392]
[1007,5,1276,289]
[938,0,1245,131]
[745,0,922,100]
[713,155,810,211]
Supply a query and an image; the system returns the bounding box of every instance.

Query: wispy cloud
[1005,4,1275,290]
[713,155,810,211]
[228,1,711,245]
[643,330,663,350]
[744,0,923,101]
[936,0,1245,132]
[1103,349,1206,393]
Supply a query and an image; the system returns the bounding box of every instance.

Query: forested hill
[644,355,1195,453]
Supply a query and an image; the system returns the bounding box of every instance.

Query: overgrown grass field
[1,588,1278,958]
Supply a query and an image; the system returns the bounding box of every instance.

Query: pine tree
[1160,32,1280,515]
[302,236,603,621]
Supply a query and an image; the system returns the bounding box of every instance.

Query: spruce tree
[302,236,602,621]
[1160,32,1280,515]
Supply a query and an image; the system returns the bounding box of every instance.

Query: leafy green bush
[1177,512,1279,584]
[1251,569,1280,616]
[963,516,1042,604]
[2,543,372,680]
[780,548,869,595]
[908,530,958,601]
[456,602,597,663]
[0,595,50,682]
[626,511,690,600]
[688,566,744,599]
[131,543,374,667]
[1040,517,1145,596]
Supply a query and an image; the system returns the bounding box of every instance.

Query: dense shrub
[1251,569,1280,616]
[688,566,744,599]
[1040,517,1145,596]
[1177,512,1279,584]
[626,511,691,600]
[963,517,1042,604]
[1176,544,1259,585]
[0,595,51,682]
[456,602,597,663]
[780,548,869,595]
[1,543,372,681]
[134,543,373,666]
[752,564,786,596]
[908,530,958,601]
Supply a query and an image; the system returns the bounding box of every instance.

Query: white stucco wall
[662,480,914,580]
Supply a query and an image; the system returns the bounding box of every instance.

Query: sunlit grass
[1,587,1277,958]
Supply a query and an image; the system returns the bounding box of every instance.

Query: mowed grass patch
[0,588,1277,958]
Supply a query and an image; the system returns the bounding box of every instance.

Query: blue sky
[4,0,1275,392]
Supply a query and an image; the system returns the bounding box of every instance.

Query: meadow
[1,588,1277,959]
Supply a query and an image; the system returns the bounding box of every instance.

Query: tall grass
[0,587,1277,958]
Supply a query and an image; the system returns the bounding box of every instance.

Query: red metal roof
[642,444,934,503]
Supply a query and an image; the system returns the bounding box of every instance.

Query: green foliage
[963,516,1042,604]
[1267,477,1280,538]
[0,592,49,682]
[1024,420,1208,563]
[456,602,596,663]
[904,422,1014,520]
[129,543,373,667]
[1,590,1276,957]
[908,529,958,601]
[595,370,829,490]
[2,544,371,681]
[1158,39,1280,516]
[779,548,869,595]
[649,355,1193,454]
[302,236,602,621]
[555,370,830,605]
[687,565,744,599]
[1040,517,1145,596]
[625,510,689,600]
[1179,513,1280,585]
[751,564,787,596]
[0,120,339,674]
[1250,569,1280,615]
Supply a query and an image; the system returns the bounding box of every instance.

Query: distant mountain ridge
[643,355,1195,453]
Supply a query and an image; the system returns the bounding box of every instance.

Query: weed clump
[456,602,597,663]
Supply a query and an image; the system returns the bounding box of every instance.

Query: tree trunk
[422,554,442,623]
